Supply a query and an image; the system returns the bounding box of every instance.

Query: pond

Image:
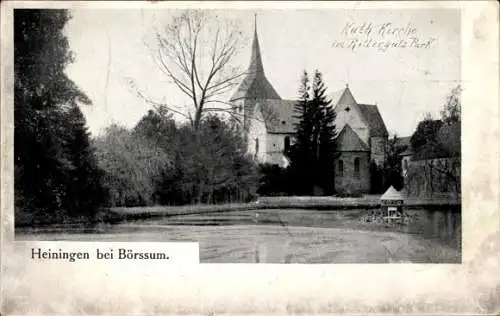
[16,207,461,263]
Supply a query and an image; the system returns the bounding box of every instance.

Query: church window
[281,121,286,125]
[345,107,351,112]
[255,138,259,154]
[338,160,344,177]
[403,159,408,171]
[284,136,290,152]
[354,157,360,178]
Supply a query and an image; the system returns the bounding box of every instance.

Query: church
[230,21,389,195]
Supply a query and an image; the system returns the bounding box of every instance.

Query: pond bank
[103,195,460,223]
[15,195,460,227]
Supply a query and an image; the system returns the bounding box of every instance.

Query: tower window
[281,121,286,125]
[345,107,351,112]
[255,138,259,155]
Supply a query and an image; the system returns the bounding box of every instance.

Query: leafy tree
[175,115,259,204]
[94,118,174,207]
[383,135,405,191]
[410,117,443,151]
[405,86,462,198]
[257,164,290,196]
[440,85,461,124]
[14,9,103,223]
[369,161,384,194]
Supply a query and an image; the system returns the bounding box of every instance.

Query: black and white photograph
[2,1,500,315]
[12,7,463,263]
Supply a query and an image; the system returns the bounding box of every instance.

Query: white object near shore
[380,186,405,225]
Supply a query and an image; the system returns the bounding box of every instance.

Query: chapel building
[230,20,388,194]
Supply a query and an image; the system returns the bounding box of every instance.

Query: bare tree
[130,10,249,130]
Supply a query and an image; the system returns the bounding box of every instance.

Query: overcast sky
[65,8,460,137]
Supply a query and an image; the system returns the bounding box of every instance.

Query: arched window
[255,138,259,155]
[354,157,360,178]
[284,136,291,152]
[403,159,408,171]
[338,160,344,177]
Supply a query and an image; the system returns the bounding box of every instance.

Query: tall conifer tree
[312,70,338,194]
[289,70,338,195]
[288,70,313,195]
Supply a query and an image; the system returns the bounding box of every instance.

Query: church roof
[256,99,297,134]
[357,104,389,137]
[331,86,357,109]
[336,124,370,152]
[230,22,281,101]
[331,86,388,138]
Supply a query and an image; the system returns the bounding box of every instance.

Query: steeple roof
[332,85,388,138]
[230,16,281,102]
[331,85,357,109]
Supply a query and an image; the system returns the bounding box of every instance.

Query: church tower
[230,15,281,135]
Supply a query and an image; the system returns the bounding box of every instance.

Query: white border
[1,1,499,315]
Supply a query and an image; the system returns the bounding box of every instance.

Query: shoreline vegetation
[15,195,460,228]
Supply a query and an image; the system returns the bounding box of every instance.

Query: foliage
[314,70,338,195]
[14,9,105,224]
[369,161,384,194]
[404,85,462,197]
[288,70,337,195]
[440,85,461,124]
[410,117,443,151]
[257,164,291,196]
[288,70,313,194]
[94,122,171,207]
[371,134,407,194]
[95,110,259,206]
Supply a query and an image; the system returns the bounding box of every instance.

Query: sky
[65,7,461,137]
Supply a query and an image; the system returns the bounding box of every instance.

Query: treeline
[14,9,259,226]
[94,109,259,207]
[14,9,105,224]
[404,86,462,197]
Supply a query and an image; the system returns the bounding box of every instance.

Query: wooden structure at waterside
[380,186,405,225]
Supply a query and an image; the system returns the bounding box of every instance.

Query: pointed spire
[229,14,281,101]
[254,13,257,33]
[249,13,264,74]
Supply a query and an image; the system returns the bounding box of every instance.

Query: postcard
[1,1,498,315]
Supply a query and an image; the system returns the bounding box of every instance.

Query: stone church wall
[266,133,294,154]
[335,151,371,195]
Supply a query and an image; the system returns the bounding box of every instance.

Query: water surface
[16,208,461,263]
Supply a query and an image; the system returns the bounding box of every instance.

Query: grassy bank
[102,195,460,223]
[15,195,460,227]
